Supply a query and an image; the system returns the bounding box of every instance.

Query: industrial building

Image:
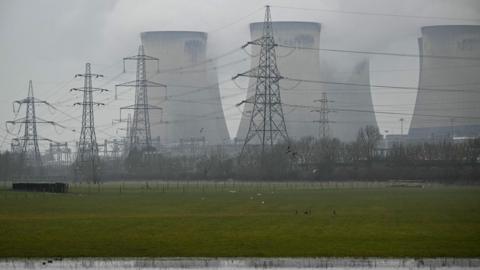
[141,31,230,146]
[236,21,378,142]
[409,25,480,141]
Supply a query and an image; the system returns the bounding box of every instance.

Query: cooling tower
[141,31,230,145]
[409,25,480,140]
[236,21,377,142]
[320,58,378,142]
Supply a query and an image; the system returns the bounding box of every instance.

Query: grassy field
[0,181,479,258]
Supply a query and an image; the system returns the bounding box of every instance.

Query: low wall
[12,182,69,193]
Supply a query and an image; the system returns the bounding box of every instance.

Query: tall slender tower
[313,92,334,139]
[72,63,108,183]
[236,21,323,142]
[233,6,289,155]
[7,80,57,171]
[117,45,165,153]
[18,80,41,167]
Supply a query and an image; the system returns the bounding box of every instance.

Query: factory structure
[409,25,480,141]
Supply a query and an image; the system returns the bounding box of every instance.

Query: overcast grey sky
[1,0,479,151]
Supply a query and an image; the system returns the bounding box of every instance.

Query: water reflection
[0,258,478,270]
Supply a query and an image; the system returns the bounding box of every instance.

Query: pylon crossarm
[70,87,108,92]
[73,102,105,106]
[236,96,256,107]
[120,104,162,110]
[12,98,50,111]
[13,136,53,142]
[241,41,255,49]
[74,73,103,78]
[249,39,278,48]
[233,69,282,81]
[6,118,26,125]
[115,80,166,88]
[232,67,260,80]
[123,45,160,73]
[241,37,275,48]
[12,120,55,125]
[123,55,159,61]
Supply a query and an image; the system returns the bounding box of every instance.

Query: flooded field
[0,258,479,269]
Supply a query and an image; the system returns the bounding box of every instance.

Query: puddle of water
[0,258,479,270]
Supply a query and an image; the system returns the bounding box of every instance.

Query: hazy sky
[0,0,479,151]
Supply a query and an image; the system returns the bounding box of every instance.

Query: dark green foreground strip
[0,183,479,257]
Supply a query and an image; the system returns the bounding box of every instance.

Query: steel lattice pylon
[233,6,289,155]
[313,92,335,139]
[7,80,57,171]
[116,45,165,153]
[72,63,108,183]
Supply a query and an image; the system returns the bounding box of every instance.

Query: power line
[282,77,480,94]
[156,47,243,74]
[209,5,266,33]
[276,44,480,62]
[270,5,480,22]
[282,103,480,121]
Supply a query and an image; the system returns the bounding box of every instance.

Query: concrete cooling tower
[320,58,378,142]
[141,31,230,145]
[409,25,480,140]
[236,21,377,142]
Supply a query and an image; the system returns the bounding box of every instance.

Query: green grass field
[0,181,479,258]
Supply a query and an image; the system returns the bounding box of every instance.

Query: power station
[4,15,480,178]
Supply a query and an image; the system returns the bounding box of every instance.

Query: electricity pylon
[116,45,165,153]
[400,118,404,136]
[312,92,335,139]
[233,5,289,156]
[7,80,58,172]
[71,63,108,183]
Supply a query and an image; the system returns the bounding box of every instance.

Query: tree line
[1,126,479,183]
[117,125,480,183]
